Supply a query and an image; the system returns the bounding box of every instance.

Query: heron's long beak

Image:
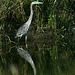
[32,1,43,5]
[36,2,43,4]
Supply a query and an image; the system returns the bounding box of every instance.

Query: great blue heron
[15,1,43,39]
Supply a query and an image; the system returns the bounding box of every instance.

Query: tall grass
[0,0,74,52]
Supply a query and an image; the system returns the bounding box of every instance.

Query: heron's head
[31,1,43,5]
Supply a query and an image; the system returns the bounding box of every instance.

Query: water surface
[0,33,75,75]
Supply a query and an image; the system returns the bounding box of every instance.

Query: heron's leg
[17,38,19,45]
[25,35,28,48]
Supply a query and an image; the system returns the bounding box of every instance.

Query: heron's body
[15,1,43,38]
[15,22,30,38]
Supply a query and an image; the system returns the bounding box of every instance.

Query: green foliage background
[0,0,75,51]
[0,0,74,31]
[0,1,75,75]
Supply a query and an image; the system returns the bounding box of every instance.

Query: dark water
[0,32,75,75]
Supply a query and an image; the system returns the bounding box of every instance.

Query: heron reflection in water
[15,1,43,46]
[16,47,36,75]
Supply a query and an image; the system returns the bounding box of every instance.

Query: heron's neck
[27,4,33,26]
[30,4,33,16]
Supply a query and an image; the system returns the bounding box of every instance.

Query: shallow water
[0,33,75,75]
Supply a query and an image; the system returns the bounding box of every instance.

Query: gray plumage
[15,1,43,38]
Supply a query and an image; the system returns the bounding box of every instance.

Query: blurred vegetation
[0,0,75,52]
[0,0,75,75]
